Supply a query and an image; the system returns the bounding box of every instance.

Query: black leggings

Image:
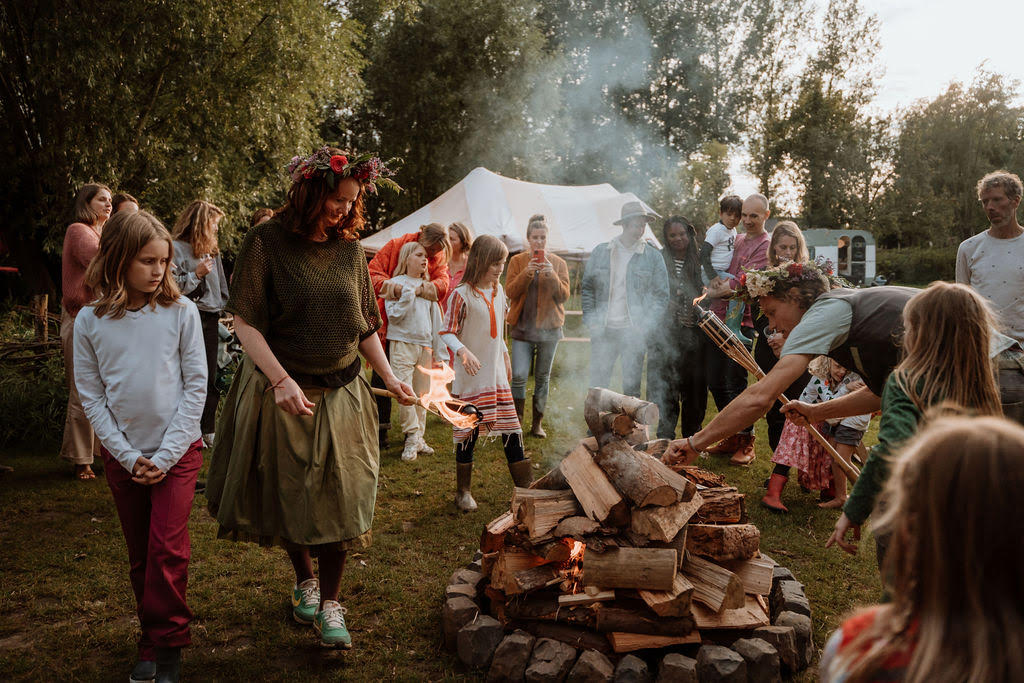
[455,430,525,464]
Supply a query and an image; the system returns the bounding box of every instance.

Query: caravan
[800,228,876,285]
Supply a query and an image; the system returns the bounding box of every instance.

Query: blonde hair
[894,282,1002,416]
[769,220,809,266]
[462,234,508,287]
[807,356,833,382]
[172,200,224,255]
[73,183,112,226]
[976,170,1023,202]
[448,222,473,255]
[85,211,181,319]
[526,214,548,238]
[835,414,1024,683]
[393,241,429,280]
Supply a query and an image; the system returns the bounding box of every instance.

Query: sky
[729,0,1024,201]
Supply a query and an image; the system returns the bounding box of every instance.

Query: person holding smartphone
[505,215,570,437]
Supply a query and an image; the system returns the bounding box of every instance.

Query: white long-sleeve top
[74,296,207,474]
[383,275,445,362]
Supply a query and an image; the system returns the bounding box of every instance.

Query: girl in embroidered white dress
[441,235,530,511]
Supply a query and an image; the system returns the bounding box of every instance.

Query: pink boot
[761,473,789,513]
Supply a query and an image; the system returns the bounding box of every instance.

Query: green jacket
[843,375,922,525]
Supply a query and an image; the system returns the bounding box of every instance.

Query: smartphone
[532,249,545,262]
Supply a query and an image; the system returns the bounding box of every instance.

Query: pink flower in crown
[330,155,347,173]
[303,166,316,179]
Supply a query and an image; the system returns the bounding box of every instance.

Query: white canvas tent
[361,167,661,256]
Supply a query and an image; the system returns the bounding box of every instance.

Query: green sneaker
[314,601,352,649]
[291,578,320,624]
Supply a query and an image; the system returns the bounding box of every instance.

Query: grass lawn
[0,341,883,681]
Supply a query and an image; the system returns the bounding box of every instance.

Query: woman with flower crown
[204,146,416,650]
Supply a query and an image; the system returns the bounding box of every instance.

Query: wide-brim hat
[613,200,660,225]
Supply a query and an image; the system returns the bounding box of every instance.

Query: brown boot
[455,463,477,512]
[729,434,756,466]
[513,398,526,425]
[705,434,741,455]
[507,458,533,488]
[530,405,547,438]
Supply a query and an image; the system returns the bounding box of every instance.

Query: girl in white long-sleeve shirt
[74,210,206,683]
[383,241,444,461]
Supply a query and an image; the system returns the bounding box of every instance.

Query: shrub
[875,246,958,286]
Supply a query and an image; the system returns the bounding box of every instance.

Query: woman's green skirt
[206,356,379,550]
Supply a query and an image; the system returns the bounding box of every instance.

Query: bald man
[701,194,772,465]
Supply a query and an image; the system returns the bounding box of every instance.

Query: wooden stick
[696,307,860,484]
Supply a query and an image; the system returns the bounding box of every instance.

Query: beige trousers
[389,341,431,440]
[60,308,100,465]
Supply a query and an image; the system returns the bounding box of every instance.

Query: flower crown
[732,257,847,302]
[286,147,402,195]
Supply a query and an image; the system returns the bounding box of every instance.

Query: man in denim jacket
[582,202,669,397]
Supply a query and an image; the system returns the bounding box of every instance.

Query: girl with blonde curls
[76,210,206,681]
[172,199,230,442]
[821,414,1024,683]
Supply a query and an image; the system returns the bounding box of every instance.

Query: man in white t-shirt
[956,170,1024,344]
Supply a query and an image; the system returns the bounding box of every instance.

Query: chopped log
[586,388,660,424]
[484,585,508,624]
[529,464,570,490]
[481,511,515,553]
[511,487,574,516]
[513,564,561,594]
[682,554,745,613]
[649,527,688,568]
[638,439,670,459]
[560,443,629,526]
[693,487,747,524]
[481,551,499,577]
[630,491,704,542]
[687,524,760,562]
[520,622,612,654]
[580,436,599,450]
[535,540,572,564]
[517,490,581,539]
[607,631,701,653]
[723,557,774,595]
[583,545,677,591]
[557,590,616,607]
[491,548,546,594]
[646,455,698,502]
[594,605,695,636]
[675,466,728,488]
[598,411,638,436]
[692,594,770,630]
[505,592,561,620]
[553,515,601,538]
[623,422,650,446]
[592,438,679,508]
[638,573,695,617]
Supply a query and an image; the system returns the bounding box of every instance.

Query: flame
[568,540,585,562]
[692,288,708,307]
[416,362,479,430]
[560,540,587,593]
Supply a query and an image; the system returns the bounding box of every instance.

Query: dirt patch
[0,632,32,652]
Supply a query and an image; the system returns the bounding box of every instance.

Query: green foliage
[0,310,66,449]
[876,246,957,285]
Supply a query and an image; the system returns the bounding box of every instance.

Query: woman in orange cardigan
[506,215,570,437]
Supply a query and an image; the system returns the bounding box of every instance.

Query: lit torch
[691,290,859,483]
[371,362,480,430]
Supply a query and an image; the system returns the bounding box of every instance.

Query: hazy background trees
[3,0,1023,296]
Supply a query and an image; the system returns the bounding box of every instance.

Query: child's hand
[382,281,403,300]
[132,457,166,485]
[274,377,315,416]
[416,282,438,301]
[459,348,481,376]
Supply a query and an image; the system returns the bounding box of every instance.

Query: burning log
[630,492,704,542]
[481,511,516,553]
[491,548,546,595]
[686,524,761,562]
[535,540,572,564]
[513,565,562,594]
[583,545,677,591]
[693,487,747,524]
[592,438,688,508]
[638,573,695,617]
[560,443,630,526]
[683,554,745,613]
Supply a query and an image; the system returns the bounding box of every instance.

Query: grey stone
[770,579,810,619]
[443,596,480,650]
[451,568,486,590]
[770,565,793,585]
[468,558,484,572]
[567,649,614,682]
[525,638,578,683]
[696,645,746,683]
[457,615,504,670]
[775,611,814,670]
[445,583,479,601]
[732,638,781,683]
[752,625,799,673]
[487,630,536,683]
[612,654,651,683]
[655,653,697,683]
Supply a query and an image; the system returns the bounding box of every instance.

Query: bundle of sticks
[693,303,860,484]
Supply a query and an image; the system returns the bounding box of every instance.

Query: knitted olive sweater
[226,217,380,377]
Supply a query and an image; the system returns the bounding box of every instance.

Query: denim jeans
[509,339,559,414]
[590,327,646,398]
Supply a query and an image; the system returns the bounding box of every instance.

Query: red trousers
[103,440,203,658]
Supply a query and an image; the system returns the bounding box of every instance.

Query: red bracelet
[264,375,290,393]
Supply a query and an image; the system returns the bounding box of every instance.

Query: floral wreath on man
[731,257,850,302]
[286,147,402,194]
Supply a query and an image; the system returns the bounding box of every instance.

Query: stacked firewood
[474,388,779,658]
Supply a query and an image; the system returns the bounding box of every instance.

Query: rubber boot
[728,433,756,466]
[154,647,181,683]
[507,457,533,488]
[378,427,389,450]
[513,398,526,425]
[761,473,789,513]
[530,405,547,438]
[705,433,741,455]
[454,463,477,512]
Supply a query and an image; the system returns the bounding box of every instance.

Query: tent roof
[361,167,661,256]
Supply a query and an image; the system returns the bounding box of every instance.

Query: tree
[0,0,363,296]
